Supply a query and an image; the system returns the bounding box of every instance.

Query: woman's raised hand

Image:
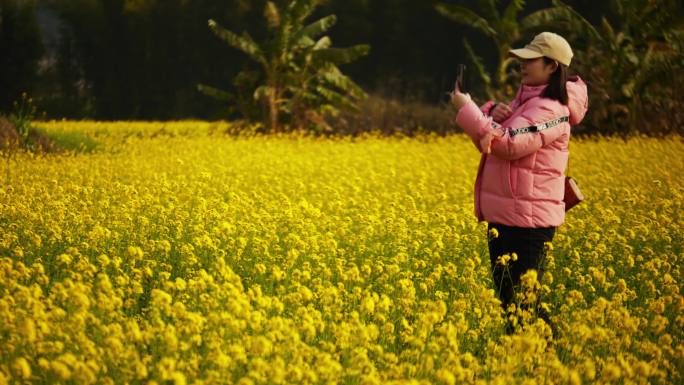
[450,89,471,110]
[491,103,513,122]
[480,127,505,154]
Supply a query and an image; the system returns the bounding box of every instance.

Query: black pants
[487,222,557,337]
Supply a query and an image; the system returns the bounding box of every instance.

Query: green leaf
[621,82,634,98]
[502,0,525,25]
[315,85,355,109]
[314,44,370,65]
[600,17,616,45]
[291,15,337,50]
[208,19,266,65]
[519,8,566,33]
[463,37,493,98]
[638,44,683,90]
[277,2,296,58]
[321,65,367,100]
[313,36,332,50]
[292,15,337,47]
[197,83,232,102]
[476,0,500,22]
[292,36,316,51]
[264,1,281,29]
[287,0,318,25]
[612,0,624,19]
[434,3,497,37]
[549,0,601,41]
[625,51,639,66]
[286,86,319,104]
[253,85,272,102]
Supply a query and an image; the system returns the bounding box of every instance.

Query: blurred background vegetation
[1,0,683,136]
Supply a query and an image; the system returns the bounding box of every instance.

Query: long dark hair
[541,56,568,105]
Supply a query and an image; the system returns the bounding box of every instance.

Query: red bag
[564,176,584,211]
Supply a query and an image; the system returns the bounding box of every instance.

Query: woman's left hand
[480,127,506,154]
[450,90,471,110]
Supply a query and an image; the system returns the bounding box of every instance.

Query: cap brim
[508,48,543,60]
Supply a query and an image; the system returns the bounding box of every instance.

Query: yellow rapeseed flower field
[1,121,682,384]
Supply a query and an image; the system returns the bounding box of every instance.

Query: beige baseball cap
[508,32,573,66]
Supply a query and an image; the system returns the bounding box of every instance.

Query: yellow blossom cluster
[0,121,682,384]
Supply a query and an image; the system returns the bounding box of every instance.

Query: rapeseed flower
[0,121,680,384]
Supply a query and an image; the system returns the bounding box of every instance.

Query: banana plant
[434,0,582,101]
[551,0,684,134]
[198,0,370,133]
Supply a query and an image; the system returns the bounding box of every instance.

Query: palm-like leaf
[315,85,354,109]
[253,85,270,102]
[264,1,281,29]
[498,0,525,41]
[288,0,317,25]
[196,83,232,101]
[612,0,624,20]
[208,19,266,66]
[314,44,370,65]
[321,65,367,100]
[293,15,337,44]
[463,38,492,97]
[502,0,525,25]
[519,8,580,38]
[313,36,332,50]
[600,17,616,46]
[434,4,497,37]
[292,36,316,51]
[476,0,500,22]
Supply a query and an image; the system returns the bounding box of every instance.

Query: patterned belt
[508,116,569,137]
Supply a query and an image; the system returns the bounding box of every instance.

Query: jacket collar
[514,82,548,107]
[508,76,589,126]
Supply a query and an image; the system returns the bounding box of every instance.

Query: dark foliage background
[1,0,681,134]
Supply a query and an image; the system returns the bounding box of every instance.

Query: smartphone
[456,64,466,93]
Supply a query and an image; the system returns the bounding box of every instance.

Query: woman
[450,32,588,338]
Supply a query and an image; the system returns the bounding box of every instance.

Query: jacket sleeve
[489,103,568,160]
[455,101,499,151]
[455,100,497,152]
[455,100,567,159]
[480,100,496,116]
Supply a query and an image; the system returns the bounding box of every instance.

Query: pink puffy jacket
[455,75,589,228]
